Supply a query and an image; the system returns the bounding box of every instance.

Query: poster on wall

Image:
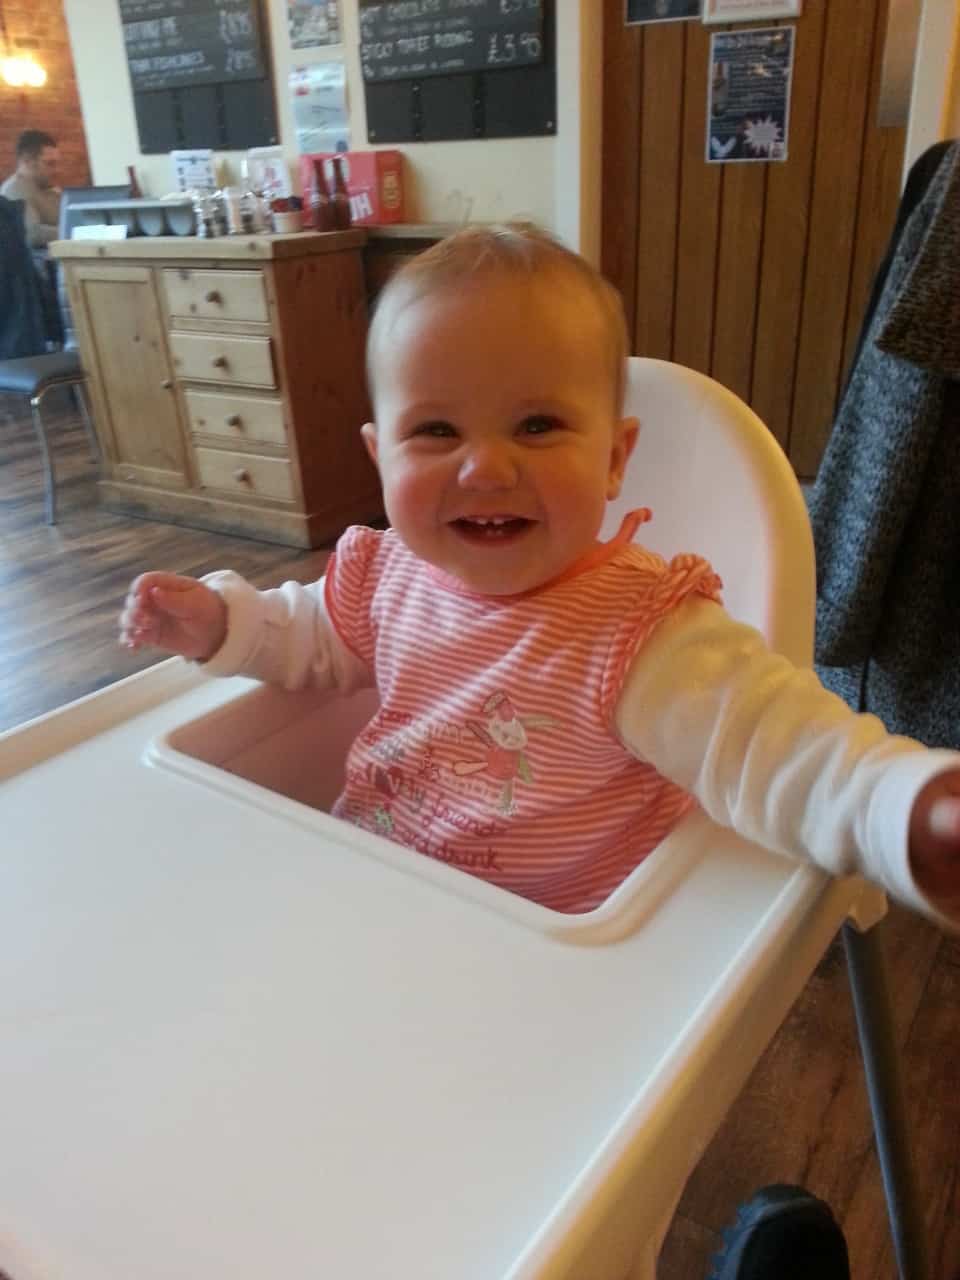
[706,26,794,162]
[702,0,801,22]
[288,0,340,49]
[625,0,701,23]
[289,61,350,154]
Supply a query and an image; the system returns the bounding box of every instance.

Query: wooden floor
[2,400,958,1280]
[0,396,333,733]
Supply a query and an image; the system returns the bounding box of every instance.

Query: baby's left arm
[615,596,960,927]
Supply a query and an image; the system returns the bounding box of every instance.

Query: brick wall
[0,0,90,187]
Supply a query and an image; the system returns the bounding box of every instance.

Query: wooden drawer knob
[205,290,222,304]
[234,468,251,483]
[160,378,172,389]
[211,355,228,369]
[226,414,242,427]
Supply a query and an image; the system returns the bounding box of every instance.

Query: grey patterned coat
[810,141,960,749]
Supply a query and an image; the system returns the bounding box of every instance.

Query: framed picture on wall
[625,0,701,25]
[706,26,794,162]
[702,0,801,22]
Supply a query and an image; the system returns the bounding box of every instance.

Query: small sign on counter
[171,147,216,192]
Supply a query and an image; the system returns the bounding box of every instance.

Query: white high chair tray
[0,659,876,1280]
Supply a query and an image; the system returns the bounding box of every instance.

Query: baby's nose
[457,442,518,490]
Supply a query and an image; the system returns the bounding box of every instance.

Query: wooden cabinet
[67,263,189,492]
[55,232,382,548]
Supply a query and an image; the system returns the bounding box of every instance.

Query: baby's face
[363,275,637,596]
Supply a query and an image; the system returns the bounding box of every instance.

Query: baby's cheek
[380,462,441,535]
[390,457,443,502]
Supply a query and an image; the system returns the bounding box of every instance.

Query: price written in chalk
[122,0,265,90]
[359,0,543,82]
[487,30,540,64]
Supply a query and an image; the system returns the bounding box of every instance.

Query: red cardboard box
[299,149,405,226]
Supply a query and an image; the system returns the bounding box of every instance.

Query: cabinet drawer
[194,447,295,503]
[184,389,287,448]
[163,269,269,323]
[170,332,276,388]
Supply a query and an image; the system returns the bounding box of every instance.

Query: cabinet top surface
[51,229,366,262]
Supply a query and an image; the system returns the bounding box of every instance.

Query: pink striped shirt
[324,513,723,913]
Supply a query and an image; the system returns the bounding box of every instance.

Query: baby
[120,225,960,924]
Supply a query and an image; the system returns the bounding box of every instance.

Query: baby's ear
[620,415,640,452]
[607,416,640,500]
[361,422,379,468]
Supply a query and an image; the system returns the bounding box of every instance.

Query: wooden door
[601,0,905,477]
[67,264,190,490]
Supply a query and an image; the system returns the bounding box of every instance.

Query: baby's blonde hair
[366,223,630,411]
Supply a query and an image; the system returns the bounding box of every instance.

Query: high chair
[0,359,926,1280]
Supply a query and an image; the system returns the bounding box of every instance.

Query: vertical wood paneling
[789,0,880,475]
[600,0,643,348]
[673,24,722,374]
[840,0,905,391]
[602,0,904,476]
[634,23,686,360]
[750,3,827,448]
[710,162,767,403]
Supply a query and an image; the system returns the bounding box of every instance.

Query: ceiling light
[2,55,46,88]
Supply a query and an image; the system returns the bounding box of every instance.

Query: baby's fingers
[118,609,158,650]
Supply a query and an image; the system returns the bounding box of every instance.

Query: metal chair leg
[72,381,99,462]
[29,392,56,525]
[843,921,929,1280]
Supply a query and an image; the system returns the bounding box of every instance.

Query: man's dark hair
[16,130,56,161]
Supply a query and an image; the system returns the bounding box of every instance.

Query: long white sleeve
[614,596,960,926]
[197,571,372,694]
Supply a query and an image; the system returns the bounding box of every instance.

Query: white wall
[905,0,960,173]
[62,0,598,238]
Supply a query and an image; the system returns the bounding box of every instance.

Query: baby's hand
[909,769,960,917]
[119,572,227,662]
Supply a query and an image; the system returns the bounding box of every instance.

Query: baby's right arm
[119,572,227,661]
[119,570,371,695]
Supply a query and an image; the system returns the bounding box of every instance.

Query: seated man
[1,129,61,249]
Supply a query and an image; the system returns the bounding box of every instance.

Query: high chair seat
[0,359,923,1280]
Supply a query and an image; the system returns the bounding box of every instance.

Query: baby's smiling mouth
[449,516,534,542]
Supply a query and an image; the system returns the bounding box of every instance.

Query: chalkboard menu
[120,0,266,92]
[359,0,544,83]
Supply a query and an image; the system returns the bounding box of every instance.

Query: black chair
[1,193,101,523]
[0,350,99,524]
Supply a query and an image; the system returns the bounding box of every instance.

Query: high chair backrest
[601,357,815,667]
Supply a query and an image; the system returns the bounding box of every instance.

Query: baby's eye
[415,420,457,438]
[518,415,561,436]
